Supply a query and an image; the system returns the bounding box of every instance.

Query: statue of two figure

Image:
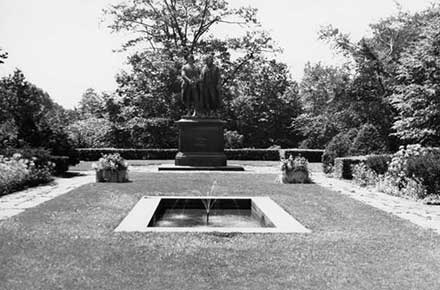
[181,54,221,118]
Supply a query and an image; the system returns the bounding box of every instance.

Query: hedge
[77,148,325,162]
[334,156,367,179]
[283,149,325,163]
[49,156,71,175]
[334,154,392,179]
[77,149,178,161]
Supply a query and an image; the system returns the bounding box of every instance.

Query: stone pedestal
[175,118,227,167]
[159,118,244,171]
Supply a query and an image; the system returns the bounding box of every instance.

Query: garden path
[312,172,440,234]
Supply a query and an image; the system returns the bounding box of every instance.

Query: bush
[349,124,388,156]
[0,148,72,175]
[77,148,323,162]
[77,148,178,161]
[406,151,440,197]
[67,117,114,148]
[224,130,244,149]
[322,129,358,173]
[352,163,378,187]
[224,149,281,161]
[381,145,440,199]
[334,156,366,179]
[365,154,392,175]
[49,156,70,175]
[0,153,53,196]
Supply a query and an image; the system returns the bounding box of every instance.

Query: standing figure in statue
[181,55,200,117]
[200,54,221,115]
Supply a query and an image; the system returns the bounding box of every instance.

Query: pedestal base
[175,118,227,167]
[158,165,245,172]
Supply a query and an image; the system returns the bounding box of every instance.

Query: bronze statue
[200,54,221,112]
[181,54,221,117]
[181,55,200,116]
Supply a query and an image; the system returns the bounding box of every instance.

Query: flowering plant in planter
[92,153,129,182]
[279,155,311,184]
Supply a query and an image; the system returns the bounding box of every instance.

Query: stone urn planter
[95,169,128,183]
[93,153,129,183]
[280,155,311,184]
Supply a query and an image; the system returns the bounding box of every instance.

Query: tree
[227,60,302,147]
[0,48,7,64]
[0,70,76,159]
[104,0,300,148]
[391,14,440,146]
[77,88,106,119]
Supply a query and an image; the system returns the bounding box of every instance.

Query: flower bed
[349,145,440,202]
[0,153,54,196]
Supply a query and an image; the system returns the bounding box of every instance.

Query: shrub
[49,156,70,175]
[381,145,440,199]
[67,117,114,148]
[77,148,178,161]
[334,156,366,179]
[406,151,440,197]
[224,130,244,149]
[365,154,392,175]
[225,149,281,160]
[352,163,378,187]
[322,128,358,173]
[0,153,53,196]
[349,124,388,156]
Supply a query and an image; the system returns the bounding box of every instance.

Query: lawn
[0,170,439,289]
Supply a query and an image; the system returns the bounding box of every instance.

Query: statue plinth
[175,118,227,167]
[158,117,244,171]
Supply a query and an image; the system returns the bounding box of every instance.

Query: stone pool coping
[115,196,311,234]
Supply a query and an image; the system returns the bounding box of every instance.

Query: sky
[0,0,433,109]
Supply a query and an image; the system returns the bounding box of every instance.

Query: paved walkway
[0,172,94,221]
[1,164,439,235]
[311,172,440,234]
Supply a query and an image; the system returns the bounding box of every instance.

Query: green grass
[0,171,439,289]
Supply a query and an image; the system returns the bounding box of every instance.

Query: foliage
[77,148,178,161]
[227,61,302,147]
[379,144,440,199]
[294,63,351,149]
[0,70,77,163]
[0,153,54,196]
[224,130,244,149]
[92,153,128,171]
[104,0,301,148]
[352,163,379,187]
[365,154,392,175]
[77,88,107,119]
[295,114,339,149]
[67,117,115,148]
[122,117,177,148]
[350,124,388,156]
[0,47,7,64]
[391,14,440,146]
[322,128,358,173]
